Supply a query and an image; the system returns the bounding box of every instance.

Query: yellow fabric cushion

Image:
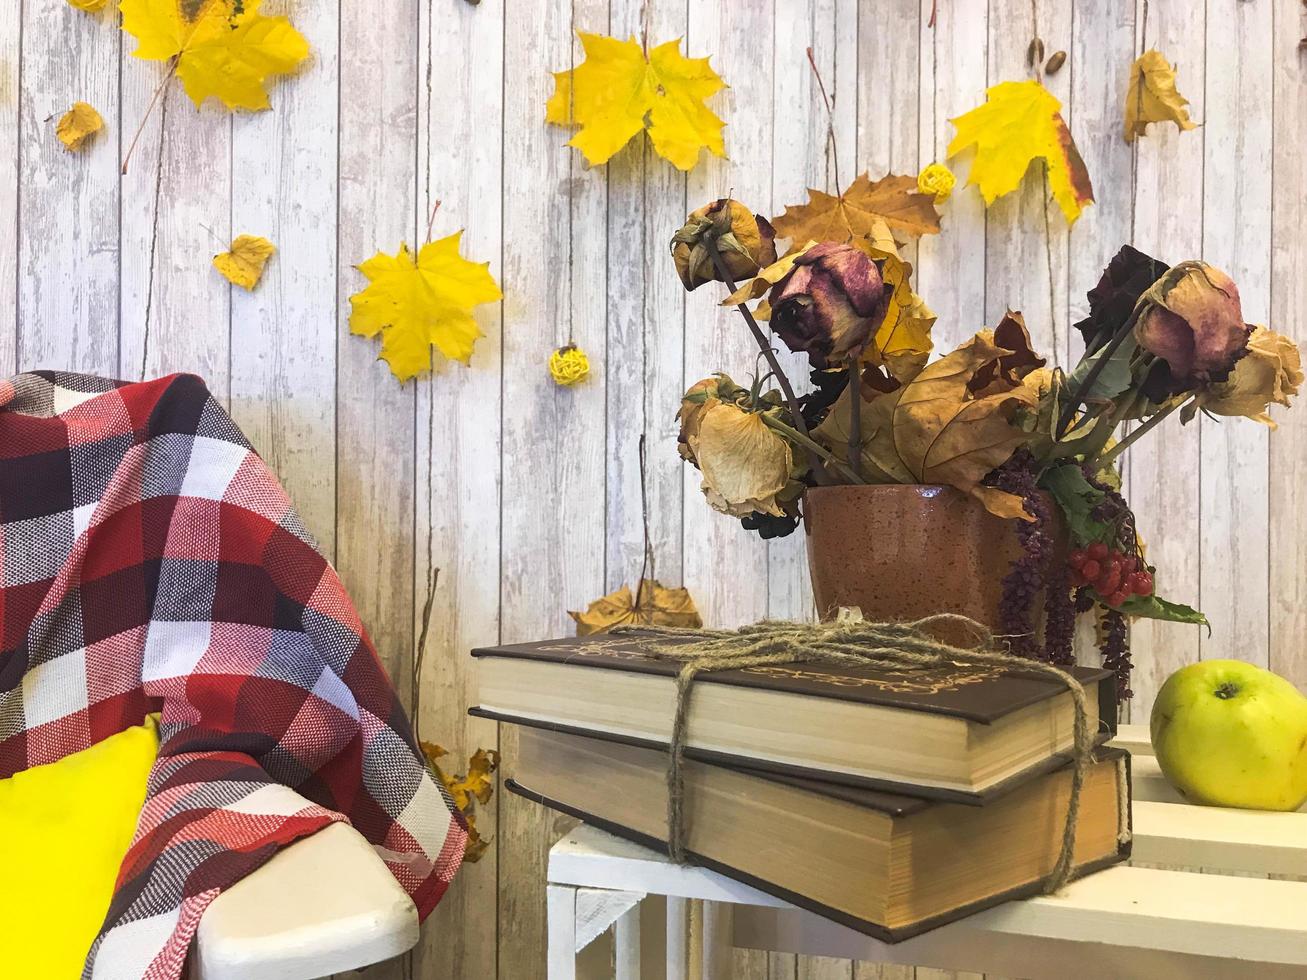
[0,717,159,978]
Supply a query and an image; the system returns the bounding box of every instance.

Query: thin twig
[424,199,443,244]
[122,58,178,176]
[412,383,439,747]
[805,47,842,196]
[139,90,169,381]
[633,433,655,614]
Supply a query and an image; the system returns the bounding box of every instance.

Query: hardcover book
[507,725,1132,942]
[472,633,1116,802]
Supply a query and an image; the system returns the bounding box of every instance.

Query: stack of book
[471,634,1131,940]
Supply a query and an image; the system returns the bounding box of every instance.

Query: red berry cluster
[1068,541,1153,608]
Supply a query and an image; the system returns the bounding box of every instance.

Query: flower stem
[701,232,831,484]
[1096,398,1187,469]
[1056,305,1143,437]
[760,414,863,484]
[847,355,862,479]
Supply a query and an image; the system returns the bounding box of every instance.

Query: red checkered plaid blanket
[0,372,467,978]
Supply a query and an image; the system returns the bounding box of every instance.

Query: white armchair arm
[192,822,420,980]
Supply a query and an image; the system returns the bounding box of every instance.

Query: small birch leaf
[56,102,104,151]
[213,234,276,290]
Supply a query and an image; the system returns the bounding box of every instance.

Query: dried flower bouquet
[671,199,1303,694]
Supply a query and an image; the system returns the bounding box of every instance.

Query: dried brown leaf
[570,578,703,636]
[420,741,501,863]
[770,173,942,246]
[1124,49,1197,142]
[892,331,1040,520]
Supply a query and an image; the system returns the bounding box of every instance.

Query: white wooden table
[545,725,1307,980]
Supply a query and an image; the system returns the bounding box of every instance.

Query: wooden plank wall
[2,1,1305,977]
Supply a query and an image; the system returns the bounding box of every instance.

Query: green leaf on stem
[1066,335,1137,403]
[1039,462,1113,544]
[1117,593,1211,633]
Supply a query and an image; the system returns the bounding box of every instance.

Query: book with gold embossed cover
[471,634,1116,803]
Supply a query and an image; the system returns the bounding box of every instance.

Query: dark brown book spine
[475,635,1118,728]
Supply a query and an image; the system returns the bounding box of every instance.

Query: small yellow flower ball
[549,345,590,386]
[917,162,956,203]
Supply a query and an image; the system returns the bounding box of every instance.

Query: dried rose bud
[1134,261,1251,395]
[1190,326,1302,427]
[670,199,777,292]
[768,242,888,368]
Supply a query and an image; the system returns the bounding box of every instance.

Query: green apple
[1150,659,1307,811]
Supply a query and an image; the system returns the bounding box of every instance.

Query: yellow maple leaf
[1124,49,1197,142]
[947,80,1094,224]
[56,102,104,151]
[852,232,936,376]
[546,32,726,172]
[770,173,942,246]
[570,578,703,636]
[348,233,502,383]
[119,0,309,111]
[213,234,276,290]
[67,0,108,11]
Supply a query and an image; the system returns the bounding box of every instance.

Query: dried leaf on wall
[546,32,726,172]
[771,173,942,245]
[213,235,276,290]
[56,102,104,151]
[1123,49,1197,143]
[348,232,502,383]
[570,579,702,635]
[947,79,1094,224]
[421,743,500,863]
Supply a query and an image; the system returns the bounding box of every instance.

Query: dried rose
[692,403,792,518]
[1074,244,1169,352]
[676,377,723,465]
[768,242,888,368]
[670,199,777,291]
[1188,326,1302,427]
[1134,262,1251,395]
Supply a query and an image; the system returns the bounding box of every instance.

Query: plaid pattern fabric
[0,372,467,978]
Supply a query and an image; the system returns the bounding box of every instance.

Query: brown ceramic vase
[803,484,1063,637]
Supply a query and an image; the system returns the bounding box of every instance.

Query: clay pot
[804,484,1059,636]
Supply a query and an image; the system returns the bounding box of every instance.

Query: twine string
[613,612,1093,895]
